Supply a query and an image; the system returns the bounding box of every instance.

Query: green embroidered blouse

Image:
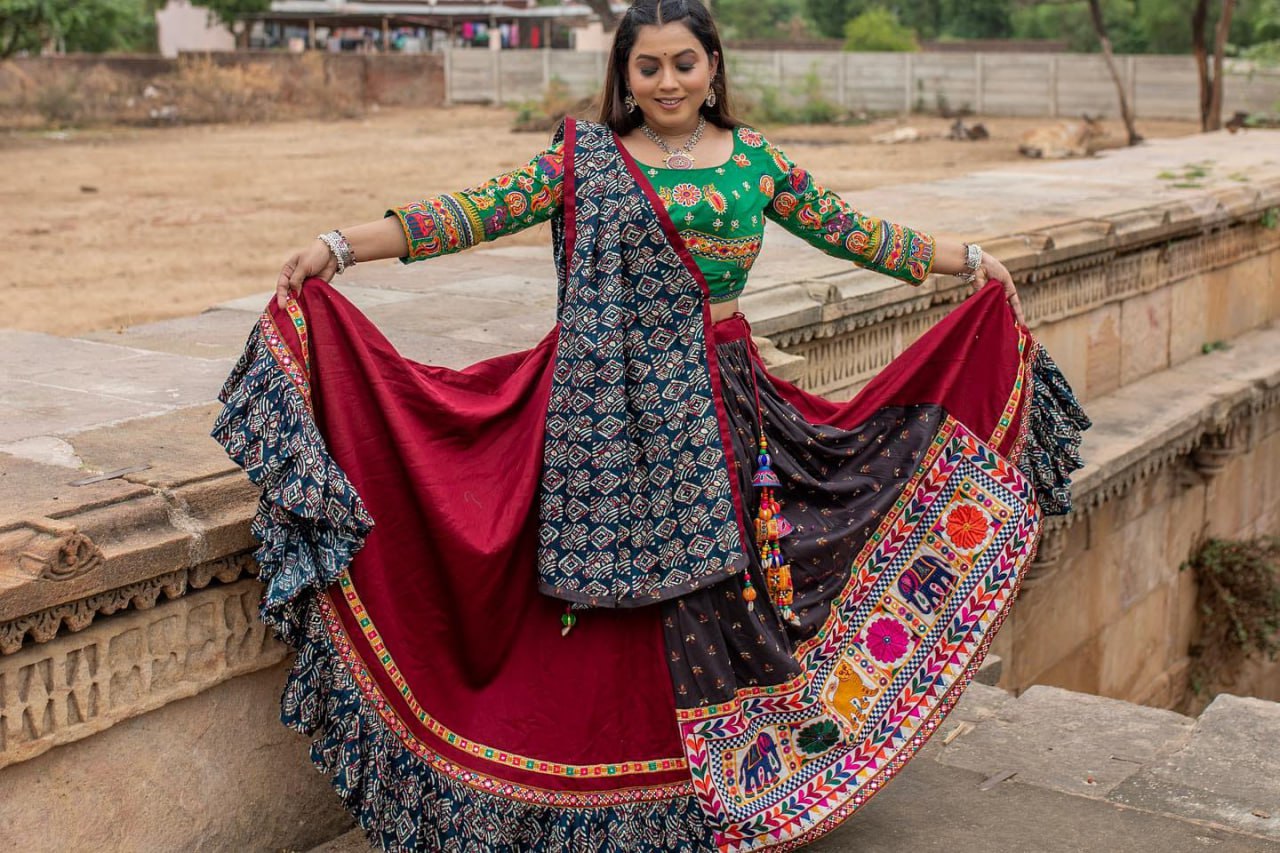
[389,125,936,303]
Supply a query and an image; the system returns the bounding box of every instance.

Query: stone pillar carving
[1022,517,1073,590]
[0,521,104,584]
[1191,419,1250,481]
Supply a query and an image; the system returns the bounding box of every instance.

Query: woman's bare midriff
[709,299,740,324]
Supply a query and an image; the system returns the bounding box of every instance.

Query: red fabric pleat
[271,282,687,793]
[717,282,1023,449]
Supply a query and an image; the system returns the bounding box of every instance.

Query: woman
[214,1,1088,850]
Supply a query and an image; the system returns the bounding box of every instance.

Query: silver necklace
[640,115,706,170]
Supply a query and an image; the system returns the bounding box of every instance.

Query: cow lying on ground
[1018,115,1108,159]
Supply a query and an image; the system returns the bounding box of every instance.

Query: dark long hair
[598,0,741,134]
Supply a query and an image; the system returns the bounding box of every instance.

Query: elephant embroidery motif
[738,731,782,795]
[898,554,957,615]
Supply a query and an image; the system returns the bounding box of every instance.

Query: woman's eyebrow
[634,49,698,61]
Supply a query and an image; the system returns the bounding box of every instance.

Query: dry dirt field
[2,105,1200,336]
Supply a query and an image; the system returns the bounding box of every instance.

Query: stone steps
[306,679,1280,852]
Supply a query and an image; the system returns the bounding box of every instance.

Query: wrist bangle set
[958,242,983,284]
[318,229,357,274]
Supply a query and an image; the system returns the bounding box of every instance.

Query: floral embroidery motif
[759,174,775,198]
[672,183,702,206]
[944,503,991,550]
[864,615,912,664]
[737,126,764,147]
[390,140,564,258]
[678,419,1041,850]
[732,153,751,168]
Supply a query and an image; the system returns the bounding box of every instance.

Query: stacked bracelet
[959,242,983,284]
[317,229,357,274]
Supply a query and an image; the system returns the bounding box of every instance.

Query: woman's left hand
[967,252,1025,326]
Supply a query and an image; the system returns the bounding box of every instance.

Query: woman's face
[625,22,718,134]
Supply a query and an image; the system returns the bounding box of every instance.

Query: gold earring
[624,92,637,112]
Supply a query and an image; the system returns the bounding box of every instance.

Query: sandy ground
[2,105,1200,336]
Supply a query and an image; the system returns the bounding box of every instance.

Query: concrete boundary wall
[446,48,1280,121]
[3,50,1274,121]
[0,52,446,109]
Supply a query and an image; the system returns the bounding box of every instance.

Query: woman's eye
[678,66,695,73]
[639,68,657,77]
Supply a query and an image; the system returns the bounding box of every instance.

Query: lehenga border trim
[987,323,1031,451]
[261,306,311,405]
[330,571,690,781]
[675,415,1042,851]
[788,420,954,664]
[762,520,1039,853]
[670,417,955,718]
[317,586,696,806]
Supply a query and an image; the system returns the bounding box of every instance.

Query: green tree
[809,0,946,40]
[806,0,863,38]
[941,0,1012,38]
[843,7,919,50]
[717,0,811,41]
[1,0,154,58]
[1011,0,1142,53]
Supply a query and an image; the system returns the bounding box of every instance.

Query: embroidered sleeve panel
[386,140,565,263]
[758,137,936,285]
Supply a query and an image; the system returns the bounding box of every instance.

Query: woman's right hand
[277,239,338,308]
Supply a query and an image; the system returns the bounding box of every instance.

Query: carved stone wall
[0,578,284,769]
[0,657,351,853]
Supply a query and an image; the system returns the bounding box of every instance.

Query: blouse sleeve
[760,140,935,285]
[386,140,565,263]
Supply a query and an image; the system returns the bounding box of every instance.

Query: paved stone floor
[307,682,1280,852]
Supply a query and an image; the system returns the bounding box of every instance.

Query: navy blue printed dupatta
[537,117,753,608]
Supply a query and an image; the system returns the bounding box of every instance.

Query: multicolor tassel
[752,434,800,626]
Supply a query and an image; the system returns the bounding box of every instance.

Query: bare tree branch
[583,0,620,33]
[1206,0,1236,130]
[1193,0,1237,131]
[1192,0,1211,129]
[1086,0,1142,145]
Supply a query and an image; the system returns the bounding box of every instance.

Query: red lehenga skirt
[213,278,1087,852]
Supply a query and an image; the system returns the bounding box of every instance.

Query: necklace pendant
[665,152,694,170]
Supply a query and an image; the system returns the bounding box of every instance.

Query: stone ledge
[0,404,261,654]
[0,472,259,653]
[1027,326,1280,586]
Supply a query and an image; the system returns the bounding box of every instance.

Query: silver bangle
[958,242,983,284]
[317,230,357,274]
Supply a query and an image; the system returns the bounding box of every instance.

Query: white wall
[156,0,236,58]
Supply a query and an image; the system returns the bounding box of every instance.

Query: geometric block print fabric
[680,415,1039,850]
